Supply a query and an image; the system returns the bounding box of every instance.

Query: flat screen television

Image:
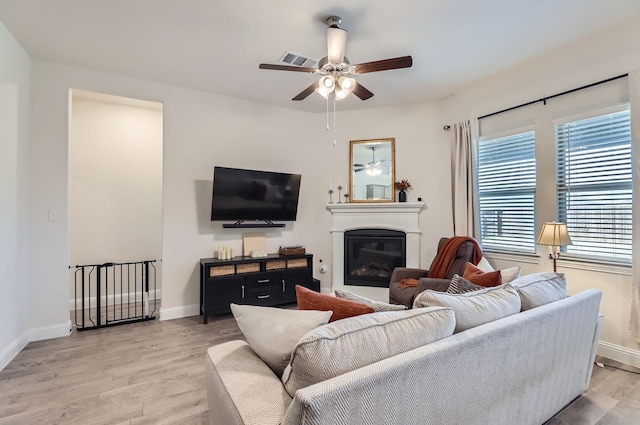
[210,166,302,224]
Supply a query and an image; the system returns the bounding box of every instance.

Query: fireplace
[327,202,424,301]
[344,229,406,288]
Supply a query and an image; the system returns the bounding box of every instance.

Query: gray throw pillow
[446,274,485,294]
[335,289,407,311]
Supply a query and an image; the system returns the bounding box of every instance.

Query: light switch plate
[48,209,59,222]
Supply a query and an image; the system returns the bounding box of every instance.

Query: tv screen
[210,167,302,222]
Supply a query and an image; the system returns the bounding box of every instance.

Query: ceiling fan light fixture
[327,26,347,64]
[366,166,383,176]
[334,76,356,100]
[320,75,335,89]
[316,75,335,98]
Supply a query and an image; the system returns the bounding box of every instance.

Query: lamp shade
[537,221,573,246]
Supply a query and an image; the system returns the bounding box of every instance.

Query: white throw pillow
[230,303,332,376]
[475,257,521,284]
[413,285,521,333]
[507,272,567,310]
[500,265,522,284]
[281,307,455,396]
[335,289,407,311]
[476,256,495,272]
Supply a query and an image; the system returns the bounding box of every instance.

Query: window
[477,130,536,253]
[555,107,632,262]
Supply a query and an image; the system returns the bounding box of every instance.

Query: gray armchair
[388,237,477,308]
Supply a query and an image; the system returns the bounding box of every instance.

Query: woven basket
[266,260,286,270]
[209,265,235,277]
[287,258,308,269]
[236,263,260,274]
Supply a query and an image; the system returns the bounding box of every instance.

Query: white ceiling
[1,0,640,113]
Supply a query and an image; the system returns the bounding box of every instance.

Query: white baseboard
[159,304,200,321]
[598,341,640,369]
[29,320,72,342]
[0,331,29,371]
[69,290,162,311]
[1,320,72,372]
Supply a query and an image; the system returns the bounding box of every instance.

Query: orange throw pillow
[463,262,502,287]
[295,285,374,322]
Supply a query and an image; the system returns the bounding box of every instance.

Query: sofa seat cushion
[507,272,567,311]
[230,303,332,376]
[413,285,521,333]
[335,289,407,312]
[281,306,455,397]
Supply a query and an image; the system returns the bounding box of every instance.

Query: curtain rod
[478,73,628,120]
[443,73,628,130]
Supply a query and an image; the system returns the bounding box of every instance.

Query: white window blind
[555,108,632,262]
[478,130,536,253]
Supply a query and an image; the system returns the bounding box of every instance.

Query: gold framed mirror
[349,138,396,203]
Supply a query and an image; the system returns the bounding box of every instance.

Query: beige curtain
[451,119,479,237]
[630,71,640,341]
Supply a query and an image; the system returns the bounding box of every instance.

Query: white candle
[330,176,332,189]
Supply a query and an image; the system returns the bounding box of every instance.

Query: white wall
[437,15,640,366]
[0,20,31,369]
[69,94,163,300]
[333,102,449,266]
[26,57,450,327]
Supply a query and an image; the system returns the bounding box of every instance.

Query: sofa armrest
[206,340,292,425]
[417,278,451,293]
[390,267,429,283]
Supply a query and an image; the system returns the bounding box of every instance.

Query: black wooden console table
[199,253,320,323]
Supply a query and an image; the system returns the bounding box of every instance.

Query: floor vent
[279,51,317,68]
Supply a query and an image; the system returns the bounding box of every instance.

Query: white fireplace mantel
[327,202,425,301]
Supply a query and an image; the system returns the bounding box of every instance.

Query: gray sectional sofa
[206,273,603,425]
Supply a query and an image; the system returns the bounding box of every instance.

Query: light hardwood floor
[1,314,639,425]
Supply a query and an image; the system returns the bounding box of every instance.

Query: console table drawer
[245,271,280,289]
[246,286,281,306]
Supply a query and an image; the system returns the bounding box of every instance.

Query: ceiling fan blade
[292,82,320,101]
[352,56,413,74]
[352,82,374,100]
[259,63,317,73]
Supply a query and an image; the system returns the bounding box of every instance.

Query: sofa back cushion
[281,306,455,397]
[413,285,521,333]
[507,272,567,311]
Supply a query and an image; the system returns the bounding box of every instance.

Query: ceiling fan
[354,146,386,176]
[259,16,413,101]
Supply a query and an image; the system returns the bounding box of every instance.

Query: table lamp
[537,221,573,272]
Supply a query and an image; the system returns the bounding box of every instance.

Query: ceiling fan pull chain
[326,96,330,131]
[333,94,337,146]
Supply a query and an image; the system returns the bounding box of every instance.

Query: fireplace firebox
[344,229,406,288]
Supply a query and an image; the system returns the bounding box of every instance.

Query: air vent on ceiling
[279,51,317,68]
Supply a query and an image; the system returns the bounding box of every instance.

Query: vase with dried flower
[394,180,411,202]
